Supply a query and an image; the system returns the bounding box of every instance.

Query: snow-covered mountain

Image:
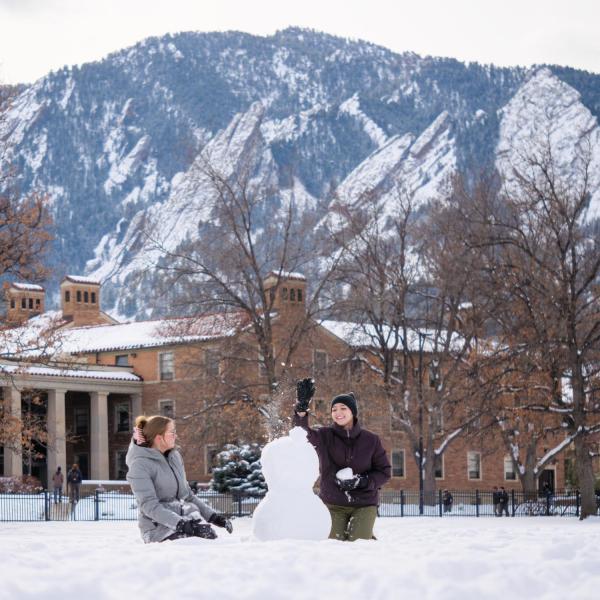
[2,28,600,318]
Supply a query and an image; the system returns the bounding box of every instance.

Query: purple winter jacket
[293,413,391,508]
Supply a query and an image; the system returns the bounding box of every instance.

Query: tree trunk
[574,436,596,519]
[519,444,538,500]
[423,460,437,506]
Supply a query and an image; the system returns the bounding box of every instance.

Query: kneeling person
[126,415,232,543]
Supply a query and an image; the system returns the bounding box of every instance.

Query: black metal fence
[377,489,583,518]
[0,488,587,522]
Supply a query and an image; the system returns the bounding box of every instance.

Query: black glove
[209,513,233,534]
[176,518,217,539]
[295,377,315,413]
[336,474,369,492]
[176,518,196,536]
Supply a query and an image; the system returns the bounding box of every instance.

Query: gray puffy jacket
[126,442,215,543]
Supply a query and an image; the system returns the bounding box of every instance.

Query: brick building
[1,273,567,492]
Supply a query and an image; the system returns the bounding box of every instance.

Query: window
[76,290,82,302]
[114,401,130,433]
[35,298,40,307]
[74,406,89,435]
[84,291,89,303]
[348,357,363,378]
[290,288,296,301]
[159,399,175,418]
[115,355,129,366]
[91,292,96,304]
[205,349,220,377]
[297,288,303,302]
[10,299,15,309]
[313,350,328,376]
[434,454,444,479]
[205,445,219,475]
[28,298,33,309]
[159,352,174,380]
[281,287,288,301]
[258,351,267,377]
[467,451,481,480]
[21,298,26,309]
[391,450,405,477]
[504,456,516,481]
[433,410,444,433]
[392,357,401,376]
[65,291,70,303]
[115,451,128,480]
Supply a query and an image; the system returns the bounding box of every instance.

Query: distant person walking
[492,486,500,516]
[67,464,82,504]
[442,489,453,513]
[51,466,64,503]
[498,486,510,516]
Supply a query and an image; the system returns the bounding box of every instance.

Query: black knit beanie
[331,393,358,418]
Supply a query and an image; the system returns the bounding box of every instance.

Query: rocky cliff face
[1,28,599,318]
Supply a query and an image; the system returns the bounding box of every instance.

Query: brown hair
[135,415,172,448]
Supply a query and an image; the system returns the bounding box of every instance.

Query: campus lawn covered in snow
[1,517,598,600]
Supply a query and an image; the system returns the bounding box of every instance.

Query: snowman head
[260,427,319,490]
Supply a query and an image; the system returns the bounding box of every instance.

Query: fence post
[438,490,443,517]
[511,489,515,517]
[400,490,404,517]
[475,490,480,517]
[44,490,50,521]
[576,490,580,517]
[237,493,243,518]
[94,490,100,521]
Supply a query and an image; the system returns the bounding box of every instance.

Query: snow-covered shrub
[0,475,43,493]
[210,443,267,496]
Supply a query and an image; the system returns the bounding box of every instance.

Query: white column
[90,391,109,480]
[3,386,23,477]
[130,392,143,425]
[46,389,67,484]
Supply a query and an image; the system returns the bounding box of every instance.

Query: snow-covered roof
[265,271,306,281]
[62,275,101,285]
[62,313,246,353]
[320,319,464,353]
[1,310,247,358]
[10,282,44,291]
[0,362,141,382]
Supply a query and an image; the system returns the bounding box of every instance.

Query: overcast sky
[1,0,599,84]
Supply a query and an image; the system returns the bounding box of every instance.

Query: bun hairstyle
[135,415,172,447]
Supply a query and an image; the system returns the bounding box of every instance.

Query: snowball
[336,467,354,481]
[252,427,331,541]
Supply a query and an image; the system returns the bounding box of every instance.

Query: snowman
[252,426,331,541]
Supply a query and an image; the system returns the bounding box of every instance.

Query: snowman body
[252,427,331,541]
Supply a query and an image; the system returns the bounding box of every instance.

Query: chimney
[263,271,307,314]
[60,275,102,326]
[3,281,45,324]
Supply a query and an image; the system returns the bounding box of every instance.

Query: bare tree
[144,153,341,438]
[330,183,487,500]
[461,143,600,517]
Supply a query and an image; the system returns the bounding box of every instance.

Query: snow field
[1,517,598,600]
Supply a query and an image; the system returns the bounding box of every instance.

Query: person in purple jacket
[293,377,391,541]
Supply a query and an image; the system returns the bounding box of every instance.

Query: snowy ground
[1,517,598,600]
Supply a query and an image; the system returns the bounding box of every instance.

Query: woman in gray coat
[126,415,232,543]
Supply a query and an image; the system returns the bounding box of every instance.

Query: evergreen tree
[210,443,267,495]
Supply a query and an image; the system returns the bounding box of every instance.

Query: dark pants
[499,502,509,516]
[53,486,62,503]
[69,483,80,503]
[326,504,378,541]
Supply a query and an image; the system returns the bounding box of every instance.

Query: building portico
[1,362,142,485]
